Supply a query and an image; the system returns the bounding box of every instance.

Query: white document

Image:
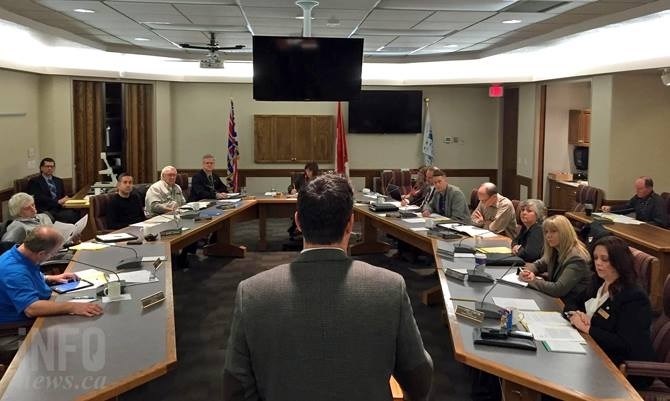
[402,218,426,223]
[492,297,540,311]
[116,270,158,284]
[219,198,242,204]
[102,294,132,303]
[225,193,240,197]
[399,206,420,212]
[141,256,167,262]
[264,192,277,196]
[95,232,136,242]
[543,340,586,354]
[53,214,88,242]
[592,212,643,225]
[530,325,585,343]
[521,311,570,327]
[499,273,528,287]
[363,194,379,199]
[73,269,107,289]
[410,227,428,232]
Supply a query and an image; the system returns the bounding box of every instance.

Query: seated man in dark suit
[601,176,668,227]
[224,175,433,401]
[106,173,146,230]
[26,157,79,224]
[189,154,228,201]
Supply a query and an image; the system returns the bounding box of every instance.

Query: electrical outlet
[453,136,459,143]
[444,137,452,144]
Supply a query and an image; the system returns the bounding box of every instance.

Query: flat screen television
[348,90,423,133]
[252,36,363,101]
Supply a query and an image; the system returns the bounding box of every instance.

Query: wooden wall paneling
[72,80,104,192]
[293,116,312,161]
[254,116,274,162]
[502,87,520,200]
[312,116,334,162]
[123,83,154,184]
[274,116,294,162]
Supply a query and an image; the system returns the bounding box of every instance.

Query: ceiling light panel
[387,36,443,46]
[174,4,242,18]
[486,12,554,24]
[378,0,521,12]
[104,1,191,24]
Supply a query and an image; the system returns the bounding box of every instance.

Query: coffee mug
[425,218,435,229]
[584,203,594,216]
[104,281,122,299]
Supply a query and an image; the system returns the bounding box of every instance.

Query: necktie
[46,178,57,200]
[439,193,446,215]
[208,174,214,188]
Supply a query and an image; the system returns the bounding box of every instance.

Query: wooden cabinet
[254,115,334,163]
[568,109,590,146]
[548,179,578,210]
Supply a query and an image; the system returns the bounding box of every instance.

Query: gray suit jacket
[223,249,432,401]
[422,184,471,224]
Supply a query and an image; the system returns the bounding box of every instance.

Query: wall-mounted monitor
[348,90,423,134]
[252,36,364,101]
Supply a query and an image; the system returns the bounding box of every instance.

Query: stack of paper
[592,212,643,225]
[521,311,587,354]
[499,273,528,287]
[492,297,540,311]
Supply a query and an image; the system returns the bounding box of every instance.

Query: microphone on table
[474,256,524,319]
[93,241,143,271]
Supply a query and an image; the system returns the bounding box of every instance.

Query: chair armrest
[0,320,35,331]
[621,360,670,378]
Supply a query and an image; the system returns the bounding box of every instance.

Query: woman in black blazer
[511,199,545,262]
[567,236,655,389]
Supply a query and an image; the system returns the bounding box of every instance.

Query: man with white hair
[2,192,54,243]
[471,182,517,238]
[145,166,186,217]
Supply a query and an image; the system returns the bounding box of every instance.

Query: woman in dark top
[511,199,545,262]
[567,236,655,389]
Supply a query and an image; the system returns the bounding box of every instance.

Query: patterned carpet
[119,218,474,401]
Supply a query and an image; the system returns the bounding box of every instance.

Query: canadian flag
[335,102,349,178]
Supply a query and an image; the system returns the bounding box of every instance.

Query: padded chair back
[574,185,605,212]
[651,275,670,387]
[133,184,150,200]
[662,192,670,216]
[511,199,522,224]
[13,174,40,193]
[469,188,479,212]
[630,246,658,295]
[175,173,189,199]
[399,169,412,195]
[90,193,116,234]
[380,170,395,195]
[289,171,304,191]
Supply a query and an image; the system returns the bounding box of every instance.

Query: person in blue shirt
[0,226,103,324]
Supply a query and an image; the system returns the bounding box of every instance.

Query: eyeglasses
[42,164,55,168]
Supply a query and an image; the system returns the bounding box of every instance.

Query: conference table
[566,211,670,311]
[0,242,176,401]
[351,204,642,401]
[0,198,642,400]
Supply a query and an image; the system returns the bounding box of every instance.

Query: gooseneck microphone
[475,257,524,319]
[94,241,143,271]
[67,259,127,296]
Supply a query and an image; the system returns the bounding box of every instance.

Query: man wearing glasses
[26,158,79,223]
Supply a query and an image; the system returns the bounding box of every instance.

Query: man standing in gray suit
[223,175,433,401]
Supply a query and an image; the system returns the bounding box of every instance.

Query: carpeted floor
[119,218,474,401]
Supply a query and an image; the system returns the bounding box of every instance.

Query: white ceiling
[0,0,662,61]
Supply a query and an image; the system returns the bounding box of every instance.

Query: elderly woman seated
[1,192,76,245]
[511,199,546,262]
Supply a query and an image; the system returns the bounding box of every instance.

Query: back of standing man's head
[297,175,353,245]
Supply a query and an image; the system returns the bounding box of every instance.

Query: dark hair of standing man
[297,175,353,245]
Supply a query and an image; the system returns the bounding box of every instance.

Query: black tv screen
[252,36,363,101]
[348,90,423,133]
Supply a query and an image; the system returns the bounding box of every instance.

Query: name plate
[141,291,165,310]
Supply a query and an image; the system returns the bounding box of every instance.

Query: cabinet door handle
[291,157,296,161]
[555,186,560,189]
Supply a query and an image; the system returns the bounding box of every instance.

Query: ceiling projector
[200,53,223,69]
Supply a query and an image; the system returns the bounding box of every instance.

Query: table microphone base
[474,301,506,319]
[116,257,142,271]
[467,270,495,283]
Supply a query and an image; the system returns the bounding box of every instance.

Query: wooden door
[254,116,274,162]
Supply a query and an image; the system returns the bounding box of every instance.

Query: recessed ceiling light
[502,19,522,24]
[326,17,340,27]
[376,46,385,52]
[134,37,150,41]
[443,44,458,48]
[73,8,95,13]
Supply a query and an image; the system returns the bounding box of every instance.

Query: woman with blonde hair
[519,215,592,307]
